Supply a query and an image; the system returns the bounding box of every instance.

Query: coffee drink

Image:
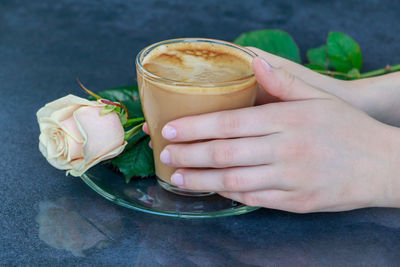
[136,39,257,196]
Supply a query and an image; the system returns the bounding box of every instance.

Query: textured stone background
[1,0,400,265]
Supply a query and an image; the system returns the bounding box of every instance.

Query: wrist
[340,79,375,116]
[377,125,400,208]
[349,73,400,126]
[322,79,372,116]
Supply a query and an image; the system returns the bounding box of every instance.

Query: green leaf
[124,122,144,140]
[327,31,362,72]
[234,29,301,63]
[90,85,143,118]
[307,45,330,69]
[112,134,155,182]
[100,105,118,116]
[305,64,325,71]
[347,68,361,79]
[119,109,128,126]
[124,130,148,150]
[124,117,145,128]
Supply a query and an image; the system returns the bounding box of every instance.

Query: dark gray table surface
[1,0,400,265]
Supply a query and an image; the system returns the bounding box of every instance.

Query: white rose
[37,94,127,176]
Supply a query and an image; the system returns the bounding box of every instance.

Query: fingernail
[162,125,177,140]
[149,140,152,149]
[261,58,273,72]
[160,149,170,164]
[171,173,184,186]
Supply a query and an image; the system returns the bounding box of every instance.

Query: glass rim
[135,38,257,87]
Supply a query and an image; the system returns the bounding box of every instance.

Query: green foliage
[112,134,154,183]
[326,31,362,72]
[234,29,301,63]
[100,105,119,116]
[346,68,361,79]
[90,85,143,118]
[124,122,144,140]
[307,45,330,70]
[234,29,398,80]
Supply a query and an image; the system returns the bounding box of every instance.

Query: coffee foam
[141,42,254,86]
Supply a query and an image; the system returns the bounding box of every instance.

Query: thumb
[252,57,330,101]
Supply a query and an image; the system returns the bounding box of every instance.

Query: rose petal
[73,107,125,164]
[60,116,84,160]
[36,94,103,121]
[40,140,70,170]
[50,105,81,123]
[68,141,127,177]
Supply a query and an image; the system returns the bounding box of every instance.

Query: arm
[349,72,400,126]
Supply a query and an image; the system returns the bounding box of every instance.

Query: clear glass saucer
[80,164,260,218]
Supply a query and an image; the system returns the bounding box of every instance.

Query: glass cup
[135,38,258,196]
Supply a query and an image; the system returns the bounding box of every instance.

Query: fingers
[160,57,331,143]
[142,122,149,134]
[161,104,283,142]
[171,165,292,192]
[247,47,348,93]
[141,123,152,147]
[253,57,330,101]
[218,190,319,213]
[161,135,279,168]
[247,47,324,80]
[218,190,289,209]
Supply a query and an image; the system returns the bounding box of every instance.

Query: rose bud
[37,94,127,176]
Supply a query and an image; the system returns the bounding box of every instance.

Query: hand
[250,47,400,126]
[246,47,354,107]
[154,57,400,213]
